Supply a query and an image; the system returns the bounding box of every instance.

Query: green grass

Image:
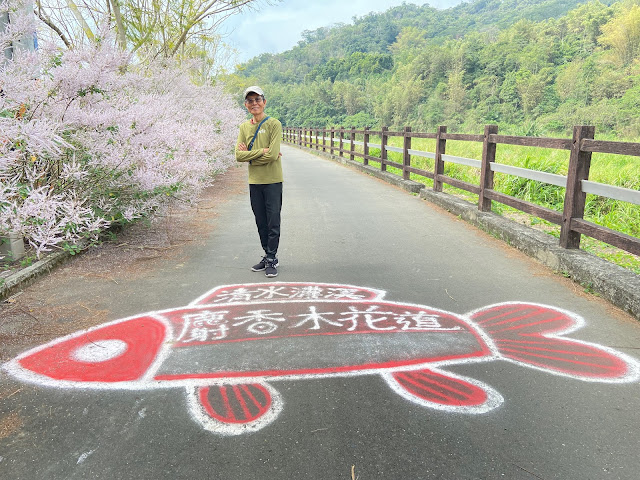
[335,132,640,273]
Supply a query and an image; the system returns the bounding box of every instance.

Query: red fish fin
[384,368,503,414]
[470,303,636,381]
[186,382,283,435]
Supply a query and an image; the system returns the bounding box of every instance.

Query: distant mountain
[235,0,609,83]
[223,0,638,137]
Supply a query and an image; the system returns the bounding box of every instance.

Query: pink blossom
[1,0,246,256]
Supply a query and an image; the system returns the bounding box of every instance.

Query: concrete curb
[1,250,70,301]
[292,144,640,320]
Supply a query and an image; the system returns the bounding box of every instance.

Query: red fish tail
[470,303,633,380]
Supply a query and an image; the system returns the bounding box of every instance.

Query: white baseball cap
[243,86,264,98]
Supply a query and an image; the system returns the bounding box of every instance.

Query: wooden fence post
[363,126,370,166]
[403,126,412,180]
[330,128,335,155]
[381,126,389,172]
[434,125,447,191]
[479,124,498,211]
[322,127,326,152]
[560,125,595,249]
[350,126,356,161]
[339,126,344,158]
[297,127,301,146]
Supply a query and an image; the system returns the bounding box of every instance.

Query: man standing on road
[235,86,283,278]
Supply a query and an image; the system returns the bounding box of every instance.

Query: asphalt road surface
[1,144,639,480]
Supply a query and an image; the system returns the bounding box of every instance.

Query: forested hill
[222,0,640,137]
[239,0,594,82]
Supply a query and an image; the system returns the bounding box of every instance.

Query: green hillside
[223,0,640,137]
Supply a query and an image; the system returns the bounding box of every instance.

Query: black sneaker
[265,257,278,277]
[251,256,279,272]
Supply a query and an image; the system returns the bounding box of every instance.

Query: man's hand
[239,144,281,158]
[261,148,283,157]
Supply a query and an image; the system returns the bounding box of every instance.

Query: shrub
[0,1,245,255]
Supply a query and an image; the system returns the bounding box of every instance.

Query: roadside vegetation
[1,0,258,257]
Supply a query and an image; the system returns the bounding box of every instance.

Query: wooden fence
[283,125,640,257]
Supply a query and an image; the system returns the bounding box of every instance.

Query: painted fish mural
[3,282,638,435]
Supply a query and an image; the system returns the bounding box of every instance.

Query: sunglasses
[245,97,264,105]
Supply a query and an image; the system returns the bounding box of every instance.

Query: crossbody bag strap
[247,116,270,151]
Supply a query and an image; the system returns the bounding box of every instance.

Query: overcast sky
[221,0,464,66]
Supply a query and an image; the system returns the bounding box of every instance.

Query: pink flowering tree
[1,0,245,257]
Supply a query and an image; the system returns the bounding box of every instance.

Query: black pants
[250,183,282,258]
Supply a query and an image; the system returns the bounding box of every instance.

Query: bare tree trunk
[109,0,127,50]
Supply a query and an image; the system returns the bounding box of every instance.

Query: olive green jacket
[235,116,283,184]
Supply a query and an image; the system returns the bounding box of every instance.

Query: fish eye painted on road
[3,282,639,436]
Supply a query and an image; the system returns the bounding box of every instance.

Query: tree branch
[65,0,95,42]
[35,1,72,48]
[169,0,256,57]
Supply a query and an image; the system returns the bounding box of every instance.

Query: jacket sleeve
[247,121,282,166]
[235,145,263,163]
[235,126,263,163]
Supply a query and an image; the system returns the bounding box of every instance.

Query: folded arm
[235,121,282,164]
[235,140,263,163]
[247,122,283,166]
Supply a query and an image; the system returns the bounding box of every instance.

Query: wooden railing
[283,125,640,256]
